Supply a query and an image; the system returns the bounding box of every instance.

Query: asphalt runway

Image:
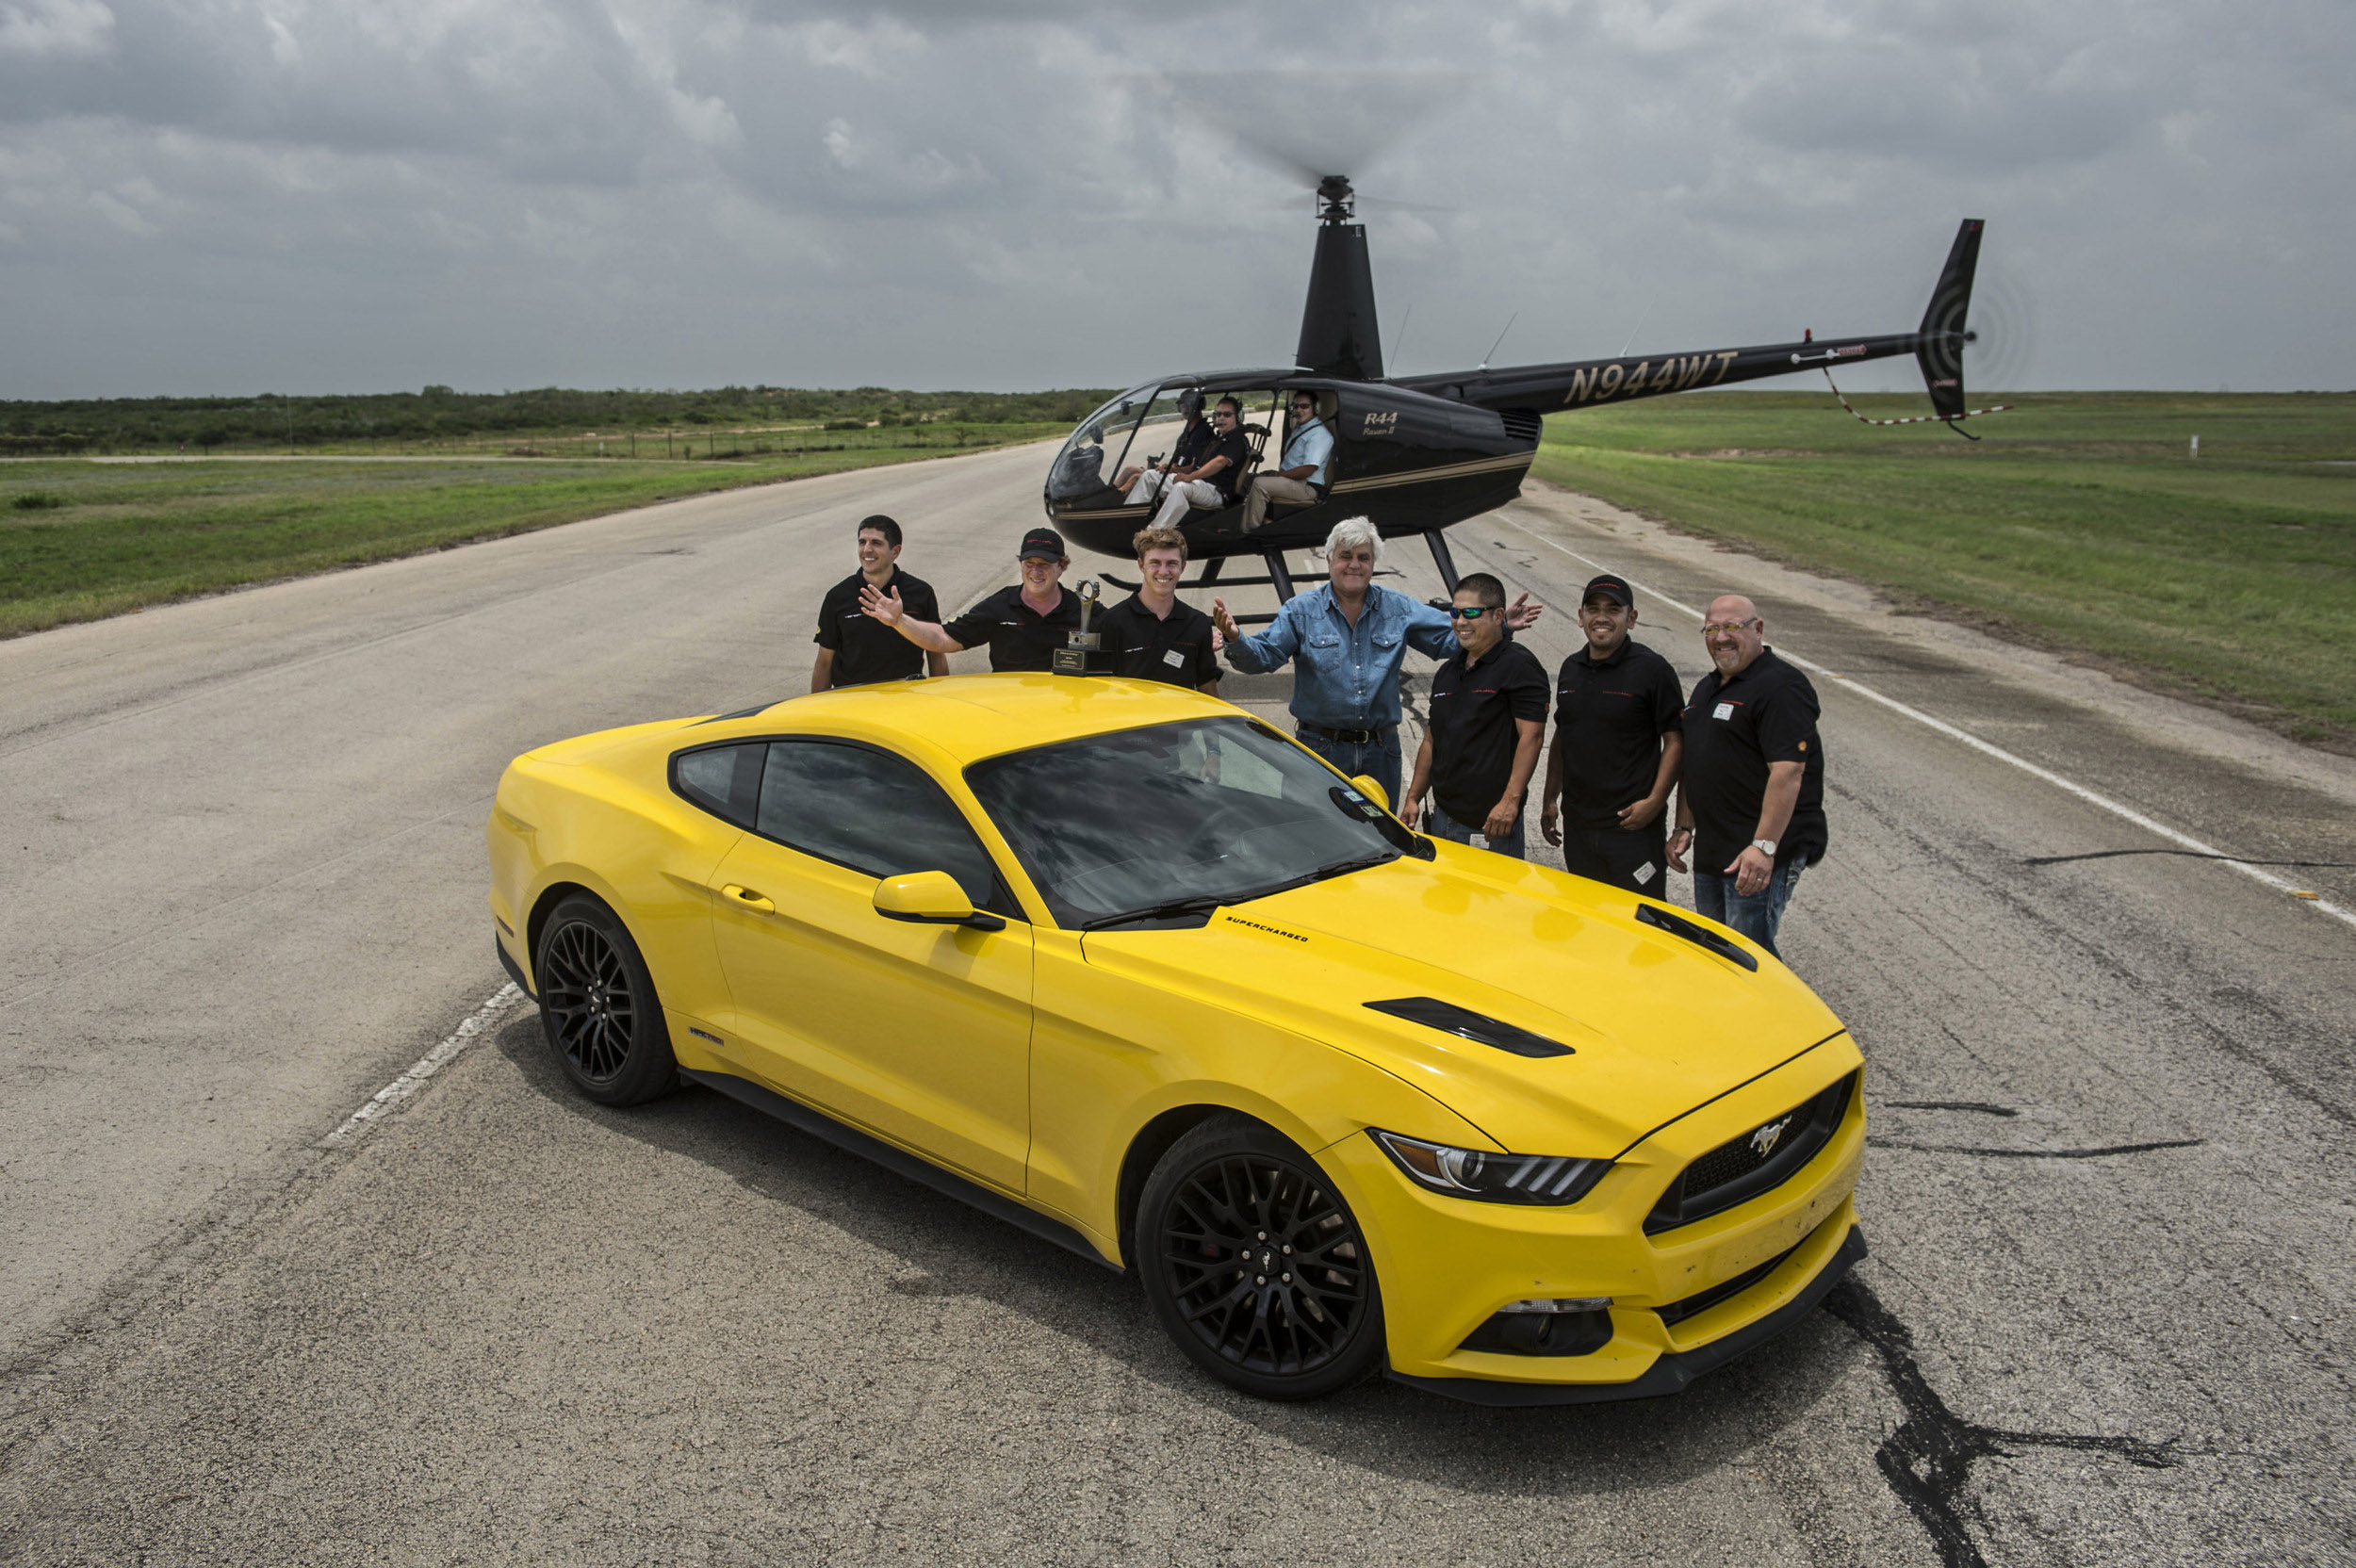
[2,441,2350,1566]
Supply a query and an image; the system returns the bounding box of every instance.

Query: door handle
[721,884,776,915]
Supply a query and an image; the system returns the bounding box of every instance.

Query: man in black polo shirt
[810,514,948,691]
[861,526,1082,674]
[1667,594,1827,957]
[1149,397,1252,530]
[1097,525,1220,691]
[1399,573,1549,859]
[1538,573,1684,893]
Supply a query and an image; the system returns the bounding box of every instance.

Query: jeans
[1297,725,1401,812]
[1424,802,1527,861]
[1692,858,1807,958]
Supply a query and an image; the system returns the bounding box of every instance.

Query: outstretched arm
[1216,596,1302,674]
[859,583,965,655]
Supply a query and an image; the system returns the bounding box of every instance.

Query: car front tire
[534,893,677,1106]
[1137,1114,1385,1400]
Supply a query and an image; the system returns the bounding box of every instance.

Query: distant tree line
[0,384,1118,454]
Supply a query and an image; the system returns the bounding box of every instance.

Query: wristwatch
[1752,838,1779,857]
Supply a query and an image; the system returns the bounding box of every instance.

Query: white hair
[1322,515,1383,563]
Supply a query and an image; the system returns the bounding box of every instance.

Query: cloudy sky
[4,0,2349,399]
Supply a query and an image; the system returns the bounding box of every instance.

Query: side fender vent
[1364,997,1573,1059]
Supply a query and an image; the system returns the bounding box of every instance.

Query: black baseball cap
[1581,574,1634,607]
[1020,526,1066,561]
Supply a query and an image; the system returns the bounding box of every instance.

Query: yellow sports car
[487,675,1865,1403]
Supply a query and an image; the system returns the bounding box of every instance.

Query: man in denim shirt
[1212,516,1541,808]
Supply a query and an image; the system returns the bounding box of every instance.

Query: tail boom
[1402,219,1988,425]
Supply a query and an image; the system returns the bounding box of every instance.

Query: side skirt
[1387,1224,1868,1407]
[679,1068,1123,1274]
[498,936,535,1001]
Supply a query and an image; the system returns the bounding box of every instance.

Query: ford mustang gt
[486,675,1865,1403]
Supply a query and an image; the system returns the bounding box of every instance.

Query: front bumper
[1389,1219,1865,1405]
[1336,1039,1867,1398]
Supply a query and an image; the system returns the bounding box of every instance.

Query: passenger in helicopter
[1149,397,1252,530]
[1113,388,1212,504]
[1241,391,1333,532]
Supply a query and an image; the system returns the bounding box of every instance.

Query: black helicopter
[1043,174,1986,621]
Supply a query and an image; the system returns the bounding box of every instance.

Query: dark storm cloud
[1,0,2350,396]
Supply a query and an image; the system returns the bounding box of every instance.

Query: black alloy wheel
[1138,1115,1384,1400]
[534,893,677,1106]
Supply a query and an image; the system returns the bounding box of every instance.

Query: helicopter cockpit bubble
[1047,382,1161,502]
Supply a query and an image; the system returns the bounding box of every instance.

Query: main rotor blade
[1142,68,1477,189]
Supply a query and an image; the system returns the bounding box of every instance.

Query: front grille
[1656,1241,1799,1327]
[1644,1070,1857,1234]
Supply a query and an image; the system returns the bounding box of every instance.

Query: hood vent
[1635,902,1759,972]
[1364,997,1573,1059]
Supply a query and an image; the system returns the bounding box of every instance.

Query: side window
[756,741,1012,916]
[673,743,764,827]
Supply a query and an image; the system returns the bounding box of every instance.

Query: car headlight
[1369,1129,1612,1205]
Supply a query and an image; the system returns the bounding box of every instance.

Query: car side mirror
[874,871,1006,931]
[1350,775,1390,812]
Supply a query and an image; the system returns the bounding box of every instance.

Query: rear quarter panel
[489,743,742,1049]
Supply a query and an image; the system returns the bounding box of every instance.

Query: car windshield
[966,717,1401,929]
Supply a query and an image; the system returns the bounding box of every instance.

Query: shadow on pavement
[495,1011,1864,1500]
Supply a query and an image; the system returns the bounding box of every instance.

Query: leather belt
[1300,722,1391,746]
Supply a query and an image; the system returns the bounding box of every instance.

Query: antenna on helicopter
[1478,312,1518,371]
[1620,289,1660,358]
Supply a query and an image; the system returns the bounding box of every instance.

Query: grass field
[1530,391,2356,740]
[0,423,1062,640]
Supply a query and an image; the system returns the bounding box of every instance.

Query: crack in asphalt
[1867,1136,2205,1160]
[1888,1102,2020,1117]
[2023,848,2356,869]
[1826,1278,2185,1568]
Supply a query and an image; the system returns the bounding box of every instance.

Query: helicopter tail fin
[1915,219,1984,420]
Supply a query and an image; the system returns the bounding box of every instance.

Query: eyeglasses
[1213,411,1236,420]
[1447,605,1494,621]
[1700,619,1759,636]
[1290,401,1315,411]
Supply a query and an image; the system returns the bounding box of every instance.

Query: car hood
[1080,846,1846,1156]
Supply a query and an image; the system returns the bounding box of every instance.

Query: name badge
[1712,702,1735,721]
[1163,648,1186,668]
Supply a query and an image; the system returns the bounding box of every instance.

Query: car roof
[684,674,1240,767]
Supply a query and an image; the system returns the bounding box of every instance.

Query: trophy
[1053,580,1118,676]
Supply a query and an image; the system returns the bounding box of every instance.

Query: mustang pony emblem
[1750,1118,1792,1159]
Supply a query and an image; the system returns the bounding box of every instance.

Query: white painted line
[320,983,526,1148]
[1507,518,2356,933]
